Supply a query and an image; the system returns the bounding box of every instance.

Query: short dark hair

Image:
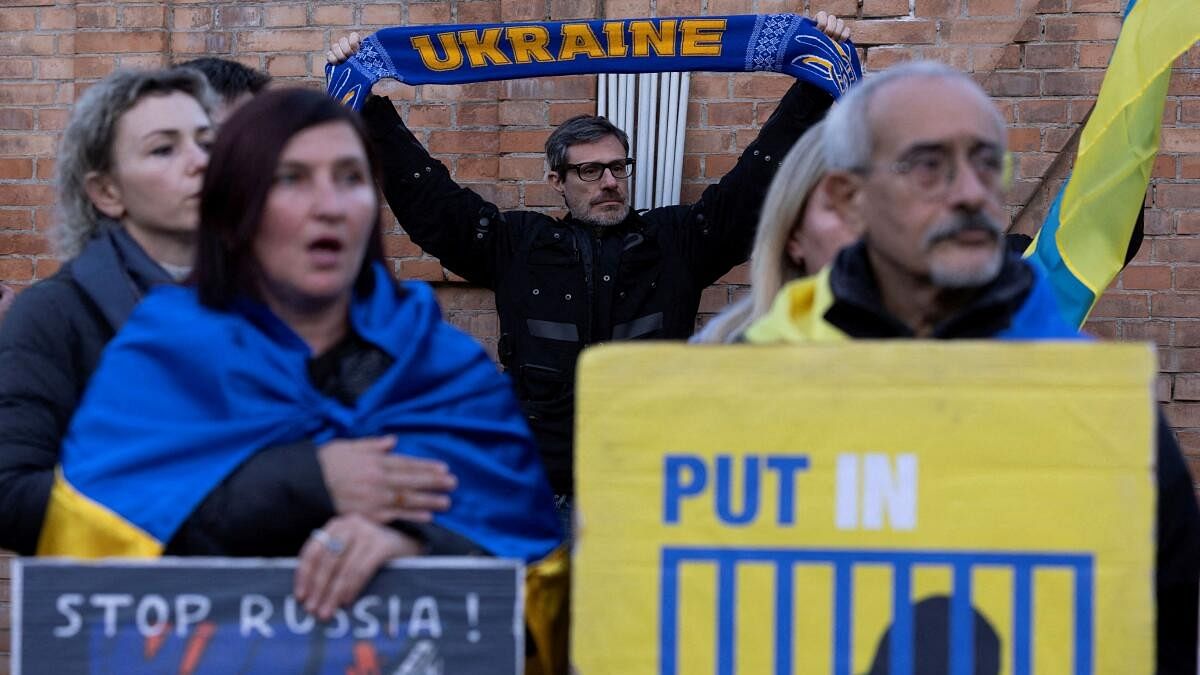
[177,57,271,102]
[544,115,629,173]
[194,88,385,309]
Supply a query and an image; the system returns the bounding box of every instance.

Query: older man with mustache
[744,60,1200,674]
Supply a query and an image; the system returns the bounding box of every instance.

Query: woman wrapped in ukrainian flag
[39,87,568,675]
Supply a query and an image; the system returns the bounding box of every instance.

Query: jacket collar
[822,241,1036,339]
[69,220,175,332]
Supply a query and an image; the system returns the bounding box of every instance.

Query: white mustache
[922,212,1003,250]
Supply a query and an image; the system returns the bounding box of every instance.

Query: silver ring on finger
[310,527,346,555]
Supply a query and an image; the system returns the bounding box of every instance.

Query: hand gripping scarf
[38,264,564,564]
[326,13,862,110]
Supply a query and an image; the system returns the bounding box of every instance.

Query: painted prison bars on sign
[658,547,1095,675]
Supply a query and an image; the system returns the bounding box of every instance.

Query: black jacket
[0,226,174,554]
[823,243,1200,675]
[364,81,832,495]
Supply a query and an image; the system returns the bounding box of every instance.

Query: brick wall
[0,0,1196,668]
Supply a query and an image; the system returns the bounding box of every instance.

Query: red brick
[1073,0,1123,11]
[457,103,499,127]
[399,258,446,282]
[1156,185,1200,210]
[915,0,961,17]
[498,129,546,153]
[75,31,165,54]
[409,3,451,24]
[0,34,56,55]
[549,101,594,124]
[173,6,211,29]
[1078,43,1115,69]
[500,156,546,180]
[863,0,910,17]
[1175,375,1200,402]
[1162,129,1200,154]
[1043,15,1122,42]
[458,2,500,23]
[1023,43,1074,69]
[0,210,32,231]
[499,101,546,126]
[524,183,562,207]
[852,20,937,46]
[0,232,49,255]
[0,185,51,206]
[37,6,73,29]
[429,130,499,155]
[1018,99,1068,123]
[0,59,33,79]
[1165,403,1200,428]
[1176,267,1200,291]
[264,4,308,27]
[0,131,53,153]
[1168,72,1200,97]
[1120,265,1172,290]
[506,76,593,101]
[264,54,308,78]
[122,5,165,28]
[0,158,32,179]
[966,0,1016,15]
[732,73,793,99]
[987,71,1040,97]
[1120,319,1171,346]
[0,108,34,131]
[238,29,323,52]
[1181,156,1200,181]
[313,5,354,25]
[943,19,1023,43]
[456,156,498,181]
[360,5,401,24]
[1042,70,1104,97]
[707,102,754,127]
[867,46,917,70]
[1176,322,1200,347]
[1153,293,1200,318]
[1090,292,1148,318]
[75,5,116,28]
[0,256,36,287]
[0,7,35,29]
[1007,127,1039,152]
[704,153,738,178]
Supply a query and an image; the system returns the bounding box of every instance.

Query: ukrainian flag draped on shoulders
[39,262,563,564]
[1025,0,1200,327]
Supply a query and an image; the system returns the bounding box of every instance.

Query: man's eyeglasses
[858,145,1012,197]
[561,158,635,182]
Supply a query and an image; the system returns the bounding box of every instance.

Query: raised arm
[675,11,846,287]
[329,34,508,287]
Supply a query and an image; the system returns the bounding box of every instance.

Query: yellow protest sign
[573,342,1156,675]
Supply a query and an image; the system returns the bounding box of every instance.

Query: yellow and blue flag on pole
[1025,0,1200,327]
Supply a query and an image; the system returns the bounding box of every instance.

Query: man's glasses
[561,158,635,182]
[860,145,1012,197]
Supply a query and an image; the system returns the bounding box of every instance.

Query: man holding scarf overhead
[327,12,859,506]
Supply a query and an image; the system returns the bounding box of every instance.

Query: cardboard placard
[13,556,523,675]
[573,342,1156,675]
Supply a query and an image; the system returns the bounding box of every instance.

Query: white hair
[822,60,1006,172]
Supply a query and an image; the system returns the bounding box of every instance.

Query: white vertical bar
[660,73,680,207]
[634,75,651,210]
[646,73,659,208]
[607,76,618,121]
[670,72,691,205]
[597,74,607,117]
[655,74,673,207]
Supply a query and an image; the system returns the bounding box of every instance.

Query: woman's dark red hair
[194,87,385,308]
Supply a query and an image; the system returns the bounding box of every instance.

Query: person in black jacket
[0,68,453,556]
[746,60,1199,675]
[327,12,850,501]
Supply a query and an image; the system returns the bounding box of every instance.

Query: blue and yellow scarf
[39,264,563,564]
[327,14,861,109]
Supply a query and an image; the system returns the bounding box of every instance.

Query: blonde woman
[693,120,860,343]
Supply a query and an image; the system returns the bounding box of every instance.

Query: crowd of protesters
[0,9,1195,674]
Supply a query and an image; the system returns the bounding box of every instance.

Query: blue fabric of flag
[57,264,563,563]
